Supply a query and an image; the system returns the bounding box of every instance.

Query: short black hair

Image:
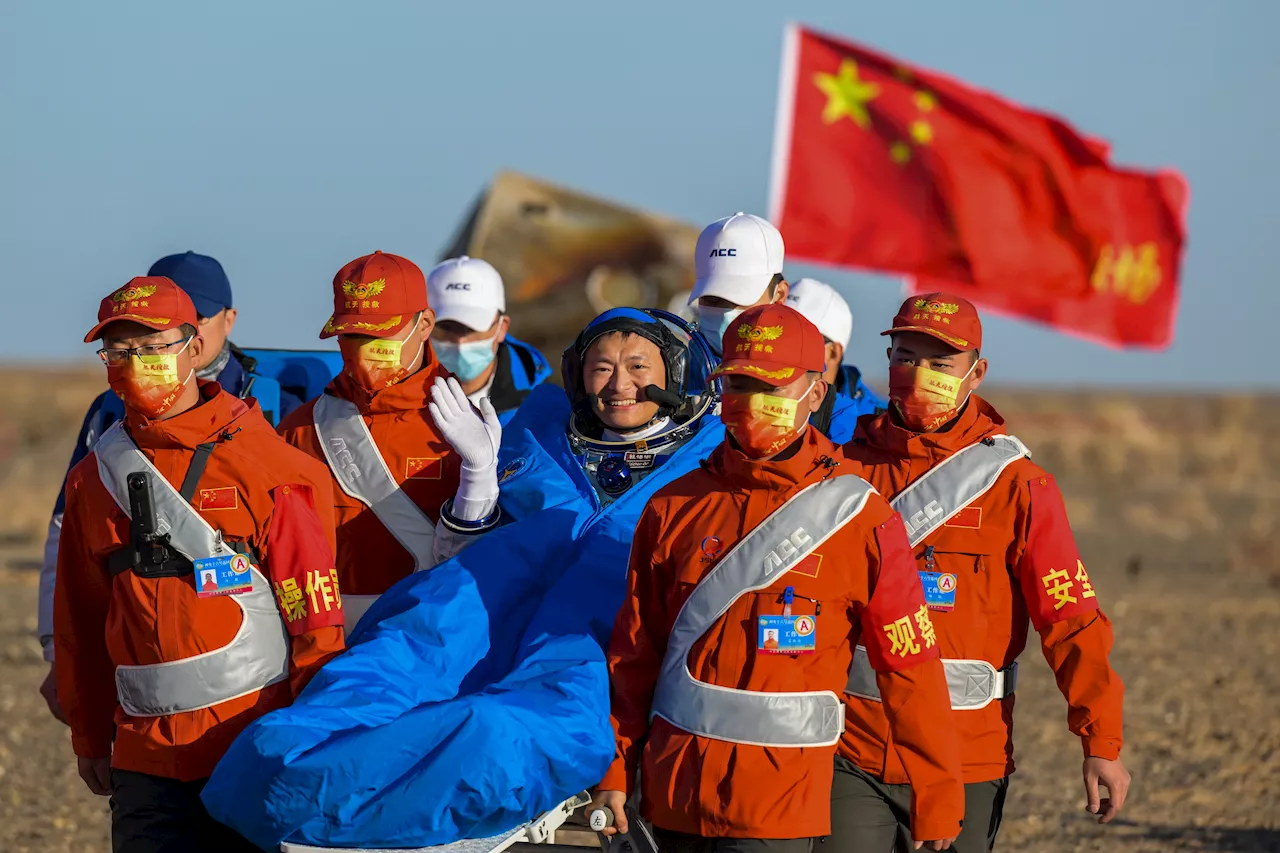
[592,329,638,343]
[767,273,785,296]
[179,323,197,338]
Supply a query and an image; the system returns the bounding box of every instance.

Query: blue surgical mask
[695,305,745,356]
[434,336,497,382]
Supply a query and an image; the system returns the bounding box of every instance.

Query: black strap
[108,434,255,579]
[107,540,259,578]
[106,548,136,577]
[486,342,528,414]
[179,442,218,503]
[812,385,837,437]
[230,341,258,375]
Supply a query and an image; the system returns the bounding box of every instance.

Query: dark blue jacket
[489,335,553,425]
[815,364,887,446]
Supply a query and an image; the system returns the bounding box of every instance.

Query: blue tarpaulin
[202,385,723,850]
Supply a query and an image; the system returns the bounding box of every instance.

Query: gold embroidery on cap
[350,315,402,332]
[112,284,159,303]
[720,363,796,381]
[736,323,785,342]
[912,298,959,315]
[341,279,387,300]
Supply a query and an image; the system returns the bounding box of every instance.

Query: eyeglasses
[96,336,192,365]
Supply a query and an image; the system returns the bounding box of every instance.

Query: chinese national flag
[769,24,1189,348]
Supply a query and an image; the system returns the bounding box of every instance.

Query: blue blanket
[202,385,723,850]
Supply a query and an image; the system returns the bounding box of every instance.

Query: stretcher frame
[281,792,595,853]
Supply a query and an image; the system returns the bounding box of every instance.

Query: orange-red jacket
[54,383,345,781]
[276,356,461,596]
[602,427,964,841]
[839,396,1124,784]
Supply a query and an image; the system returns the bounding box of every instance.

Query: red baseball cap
[320,251,429,339]
[881,292,983,352]
[712,303,826,387]
[83,277,199,343]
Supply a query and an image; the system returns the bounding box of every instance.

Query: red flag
[769,24,1189,348]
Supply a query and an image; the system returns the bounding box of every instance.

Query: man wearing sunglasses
[54,276,344,851]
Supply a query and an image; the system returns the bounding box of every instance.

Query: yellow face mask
[888,362,975,431]
[720,383,814,459]
[339,322,422,393]
[106,341,194,419]
[357,337,404,365]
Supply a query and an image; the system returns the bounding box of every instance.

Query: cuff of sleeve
[71,732,113,761]
[909,777,966,844]
[911,814,963,845]
[41,635,55,663]
[597,758,631,795]
[439,499,502,535]
[1082,735,1122,760]
[452,461,499,522]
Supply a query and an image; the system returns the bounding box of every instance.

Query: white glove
[429,376,501,521]
[429,376,501,469]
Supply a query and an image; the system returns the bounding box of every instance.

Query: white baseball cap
[786,278,853,350]
[688,212,785,306]
[426,256,506,332]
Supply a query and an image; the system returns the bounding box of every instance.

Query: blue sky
[2,0,1274,387]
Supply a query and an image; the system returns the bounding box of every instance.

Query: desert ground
[1,368,1277,852]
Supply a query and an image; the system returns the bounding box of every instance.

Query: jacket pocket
[915,537,1008,660]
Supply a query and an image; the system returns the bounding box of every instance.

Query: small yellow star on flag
[890,142,912,164]
[814,59,880,129]
[911,120,934,145]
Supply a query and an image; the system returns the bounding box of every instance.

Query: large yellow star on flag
[814,59,880,129]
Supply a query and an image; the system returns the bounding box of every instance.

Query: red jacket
[602,428,964,841]
[839,397,1124,784]
[277,356,461,596]
[54,384,345,781]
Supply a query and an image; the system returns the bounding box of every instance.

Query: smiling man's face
[582,332,668,431]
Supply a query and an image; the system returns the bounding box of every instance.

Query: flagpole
[768,22,800,227]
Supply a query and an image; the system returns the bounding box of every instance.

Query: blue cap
[147,251,232,318]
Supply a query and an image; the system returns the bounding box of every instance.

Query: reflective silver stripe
[340,593,378,637]
[94,424,289,717]
[313,394,435,573]
[844,435,1030,704]
[893,435,1029,547]
[845,645,1018,710]
[651,475,875,747]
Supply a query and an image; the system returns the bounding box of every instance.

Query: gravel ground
[1,381,1278,852]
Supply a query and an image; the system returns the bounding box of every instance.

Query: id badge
[919,571,957,612]
[194,553,255,598]
[757,614,817,654]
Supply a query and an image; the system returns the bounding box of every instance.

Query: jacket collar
[125,381,252,451]
[328,347,449,415]
[487,341,530,413]
[705,425,842,492]
[853,394,1007,459]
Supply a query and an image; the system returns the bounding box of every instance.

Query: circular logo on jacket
[230,554,251,575]
[498,457,527,484]
[793,615,815,636]
[937,573,957,593]
[700,536,723,559]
